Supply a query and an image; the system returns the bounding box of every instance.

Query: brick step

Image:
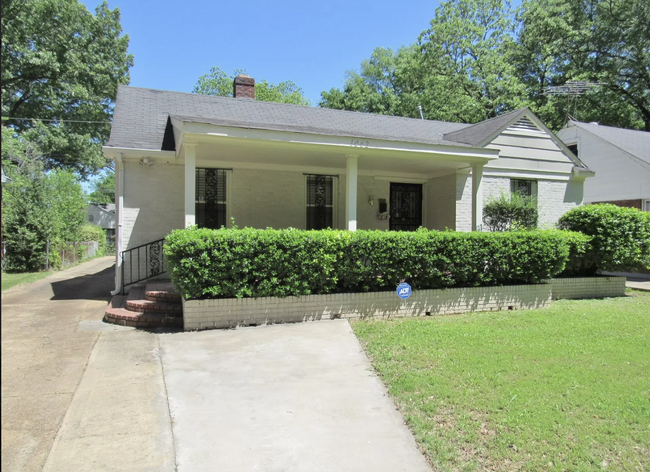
[144,281,182,303]
[104,296,182,329]
[126,299,182,314]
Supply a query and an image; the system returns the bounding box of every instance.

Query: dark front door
[390,183,423,231]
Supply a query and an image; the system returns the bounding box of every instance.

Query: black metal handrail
[121,238,166,292]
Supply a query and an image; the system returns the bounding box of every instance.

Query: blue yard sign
[396,282,412,299]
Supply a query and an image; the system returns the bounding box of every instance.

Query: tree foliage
[88,172,115,204]
[320,0,649,131]
[3,164,87,272]
[193,67,311,106]
[1,0,133,176]
[320,46,424,117]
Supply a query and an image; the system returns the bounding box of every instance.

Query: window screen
[306,174,335,230]
[196,168,227,229]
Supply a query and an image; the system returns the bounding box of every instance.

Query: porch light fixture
[368,196,374,206]
[139,157,154,167]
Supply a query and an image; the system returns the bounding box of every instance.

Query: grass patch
[352,292,650,471]
[2,271,52,292]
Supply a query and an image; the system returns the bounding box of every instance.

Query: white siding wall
[560,128,650,203]
[426,174,456,230]
[485,118,575,175]
[122,160,184,249]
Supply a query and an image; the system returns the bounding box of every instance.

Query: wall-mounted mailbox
[378,198,387,214]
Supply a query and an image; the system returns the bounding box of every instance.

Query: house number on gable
[350,139,370,148]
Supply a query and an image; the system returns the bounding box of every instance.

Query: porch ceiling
[192,134,483,177]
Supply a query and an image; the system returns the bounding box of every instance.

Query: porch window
[196,168,227,229]
[511,179,537,198]
[306,174,336,230]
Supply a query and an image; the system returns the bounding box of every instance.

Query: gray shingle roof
[108,86,482,150]
[571,121,650,164]
[442,109,528,145]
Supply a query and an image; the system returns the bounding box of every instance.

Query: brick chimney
[233,75,255,99]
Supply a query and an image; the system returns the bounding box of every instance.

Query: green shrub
[558,204,650,275]
[165,227,583,300]
[77,224,106,257]
[483,192,539,231]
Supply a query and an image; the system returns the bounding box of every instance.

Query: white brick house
[103,75,593,293]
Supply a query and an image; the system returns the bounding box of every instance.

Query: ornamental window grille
[511,179,537,197]
[306,174,336,230]
[196,168,227,229]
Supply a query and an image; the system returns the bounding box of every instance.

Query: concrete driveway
[160,321,431,472]
[2,258,431,471]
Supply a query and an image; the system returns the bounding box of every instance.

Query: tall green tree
[321,0,528,124]
[193,67,311,106]
[516,0,650,131]
[418,0,528,122]
[88,172,115,204]
[1,0,133,176]
[320,46,425,118]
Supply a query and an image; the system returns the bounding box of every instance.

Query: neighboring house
[558,120,650,211]
[87,203,116,244]
[103,75,593,292]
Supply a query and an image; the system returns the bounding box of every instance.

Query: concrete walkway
[2,258,431,471]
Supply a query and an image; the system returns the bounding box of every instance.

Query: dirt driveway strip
[159,320,432,472]
[1,257,115,471]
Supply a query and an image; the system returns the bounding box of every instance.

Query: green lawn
[1,271,51,292]
[352,291,650,472]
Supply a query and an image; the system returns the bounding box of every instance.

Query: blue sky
[81,0,441,106]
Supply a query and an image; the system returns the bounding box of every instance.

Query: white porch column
[345,154,359,231]
[472,164,484,231]
[184,144,197,227]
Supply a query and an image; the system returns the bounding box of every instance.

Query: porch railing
[121,238,166,292]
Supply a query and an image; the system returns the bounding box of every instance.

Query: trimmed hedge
[165,227,589,300]
[558,204,650,275]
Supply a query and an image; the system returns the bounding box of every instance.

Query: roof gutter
[102,146,176,160]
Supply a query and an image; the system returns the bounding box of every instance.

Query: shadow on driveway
[50,264,115,302]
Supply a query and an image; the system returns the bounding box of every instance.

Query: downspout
[111,152,124,296]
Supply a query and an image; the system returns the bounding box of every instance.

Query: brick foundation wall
[591,199,642,210]
[182,284,553,330]
[550,276,626,300]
